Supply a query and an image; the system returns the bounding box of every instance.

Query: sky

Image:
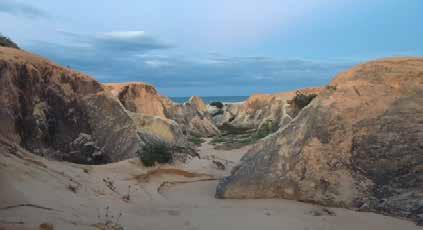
[0,0,422,96]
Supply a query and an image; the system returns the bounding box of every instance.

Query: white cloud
[0,0,48,18]
[99,31,146,40]
[144,60,171,68]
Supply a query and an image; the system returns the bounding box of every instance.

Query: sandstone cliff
[213,89,321,127]
[0,47,221,164]
[105,83,219,137]
[216,58,423,223]
[0,48,178,164]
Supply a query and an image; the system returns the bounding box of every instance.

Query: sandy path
[0,140,421,230]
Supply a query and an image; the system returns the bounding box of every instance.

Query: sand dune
[0,140,420,230]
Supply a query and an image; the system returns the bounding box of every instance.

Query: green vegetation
[210,101,224,109]
[211,120,280,150]
[290,91,318,116]
[211,124,257,149]
[188,135,205,146]
[138,138,173,167]
[254,119,279,139]
[0,34,19,49]
[325,85,337,91]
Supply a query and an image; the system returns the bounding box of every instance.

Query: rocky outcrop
[0,47,145,163]
[165,96,220,137]
[105,83,171,117]
[210,89,321,136]
[129,112,185,145]
[106,83,219,137]
[0,35,19,49]
[216,58,423,222]
[80,92,145,162]
[0,47,220,164]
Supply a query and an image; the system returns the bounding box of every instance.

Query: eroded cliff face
[216,58,423,222]
[105,83,219,137]
[105,83,170,117]
[0,47,220,164]
[0,48,176,164]
[165,96,220,137]
[211,89,321,135]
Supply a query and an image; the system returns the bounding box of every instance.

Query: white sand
[0,141,420,230]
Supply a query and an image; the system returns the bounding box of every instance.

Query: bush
[138,136,173,167]
[210,101,224,109]
[188,135,205,146]
[254,119,279,139]
[0,35,19,49]
[290,91,317,116]
[325,85,337,91]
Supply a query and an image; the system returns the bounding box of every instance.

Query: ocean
[170,96,248,104]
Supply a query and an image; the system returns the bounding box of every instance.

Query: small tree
[138,134,173,167]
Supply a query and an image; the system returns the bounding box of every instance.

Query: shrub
[0,35,19,49]
[210,101,224,109]
[138,136,173,167]
[254,119,279,139]
[290,91,317,116]
[188,135,205,146]
[325,85,337,91]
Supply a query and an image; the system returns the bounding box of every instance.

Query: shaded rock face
[0,48,144,163]
[216,58,423,221]
[0,35,19,49]
[80,92,144,162]
[165,96,220,137]
[106,84,219,137]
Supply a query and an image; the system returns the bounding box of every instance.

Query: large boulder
[129,112,185,146]
[104,82,170,117]
[80,92,144,162]
[216,58,423,222]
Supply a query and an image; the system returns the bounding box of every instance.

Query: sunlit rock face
[216,58,423,222]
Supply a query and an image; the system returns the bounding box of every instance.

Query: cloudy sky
[1,0,422,96]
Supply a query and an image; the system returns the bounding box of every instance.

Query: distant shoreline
[170,96,248,104]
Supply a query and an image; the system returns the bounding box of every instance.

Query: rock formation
[165,96,220,137]
[216,58,423,223]
[0,47,116,163]
[105,83,219,137]
[0,47,218,164]
[0,35,19,49]
[210,89,321,137]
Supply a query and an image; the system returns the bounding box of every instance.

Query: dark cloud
[0,0,48,18]
[95,31,172,53]
[26,32,356,96]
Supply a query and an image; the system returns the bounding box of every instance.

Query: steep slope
[166,96,220,137]
[212,88,321,128]
[105,82,170,117]
[216,58,423,223]
[0,47,144,163]
[105,83,219,137]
